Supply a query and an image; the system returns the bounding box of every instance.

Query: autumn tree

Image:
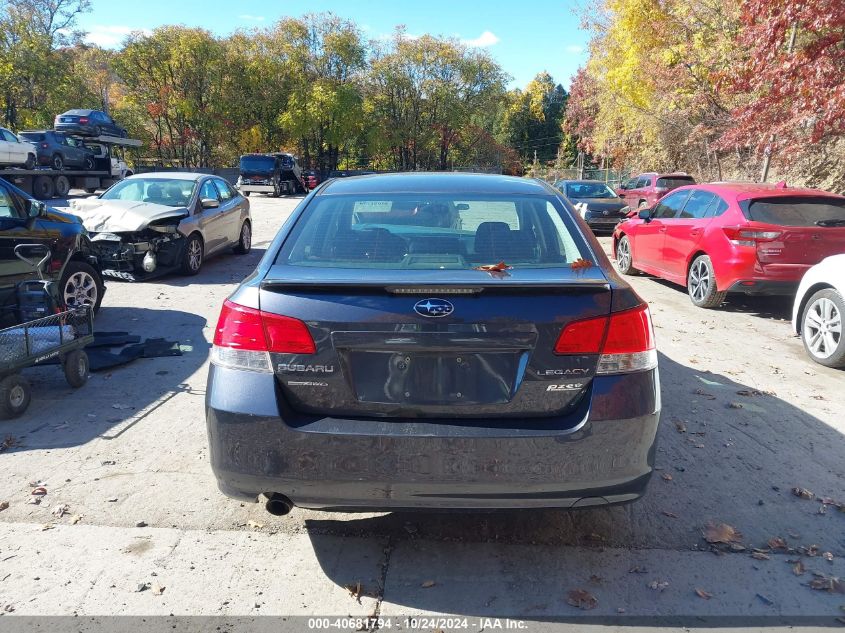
[502,72,569,164]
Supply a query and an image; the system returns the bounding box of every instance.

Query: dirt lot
[0,194,844,627]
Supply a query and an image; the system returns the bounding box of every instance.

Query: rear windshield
[277,194,588,270]
[744,196,845,227]
[656,176,695,189]
[240,156,275,171]
[19,132,45,141]
[564,183,617,199]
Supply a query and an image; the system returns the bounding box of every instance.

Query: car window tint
[657,176,695,189]
[652,190,690,219]
[744,196,845,226]
[680,190,715,219]
[710,195,729,217]
[200,180,220,201]
[214,179,235,201]
[635,177,650,188]
[0,186,22,219]
[277,194,587,270]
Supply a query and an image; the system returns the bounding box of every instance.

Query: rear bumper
[205,365,661,510]
[726,280,799,296]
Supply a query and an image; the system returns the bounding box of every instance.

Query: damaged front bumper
[90,227,186,281]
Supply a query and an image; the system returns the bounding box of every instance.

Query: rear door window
[742,196,845,227]
[679,190,715,219]
[278,194,589,269]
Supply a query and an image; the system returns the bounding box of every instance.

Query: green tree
[502,72,568,164]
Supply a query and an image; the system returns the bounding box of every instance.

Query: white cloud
[462,31,500,48]
[83,25,150,48]
[565,44,585,54]
[239,14,265,22]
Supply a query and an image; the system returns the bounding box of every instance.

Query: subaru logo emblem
[414,298,454,318]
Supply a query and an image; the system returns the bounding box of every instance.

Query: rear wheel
[243,191,251,197]
[615,235,639,275]
[234,221,251,255]
[687,255,726,309]
[32,175,55,200]
[63,350,89,388]
[0,374,31,420]
[54,175,70,198]
[51,153,64,170]
[180,234,203,276]
[801,288,845,368]
[61,261,103,312]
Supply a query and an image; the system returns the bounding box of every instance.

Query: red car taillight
[41,143,49,148]
[78,117,89,124]
[722,226,782,247]
[211,300,315,372]
[554,304,657,374]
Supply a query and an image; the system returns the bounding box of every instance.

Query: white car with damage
[68,172,252,280]
[792,253,845,368]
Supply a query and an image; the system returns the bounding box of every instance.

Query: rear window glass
[744,196,845,227]
[564,183,617,199]
[240,155,275,171]
[20,132,44,141]
[657,176,695,189]
[277,194,587,270]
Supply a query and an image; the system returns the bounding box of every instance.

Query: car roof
[320,172,552,196]
[126,172,210,181]
[63,109,97,115]
[683,182,845,201]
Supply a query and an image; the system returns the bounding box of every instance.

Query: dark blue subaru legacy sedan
[206,173,661,516]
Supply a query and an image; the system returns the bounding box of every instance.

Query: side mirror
[201,198,220,209]
[638,208,652,221]
[27,199,46,218]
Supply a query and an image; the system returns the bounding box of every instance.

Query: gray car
[69,172,251,280]
[555,179,631,232]
[206,173,661,516]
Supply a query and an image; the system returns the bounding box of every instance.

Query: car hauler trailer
[0,135,141,199]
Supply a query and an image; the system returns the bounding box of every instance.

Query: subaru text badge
[414,298,454,318]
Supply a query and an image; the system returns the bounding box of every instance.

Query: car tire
[63,350,89,389]
[687,255,727,309]
[60,261,104,312]
[243,191,251,197]
[800,288,845,368]
[180,234,203,276]
[0,374,31,420]
[83,157,95,171]
[32,175,55,200]
[24,153,36,170]
[234,221,251,255]
[52,154,64,170]
[84,187,97,194]
[616,235,639,275]
[54,175,70,198]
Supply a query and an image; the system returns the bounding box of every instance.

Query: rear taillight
[79,117,89,124]
[41,142,49,148]
[554,304,657,374]
[211,300,315,372]
[722,226,782,247]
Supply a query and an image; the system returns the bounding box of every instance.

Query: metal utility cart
[0,245,94,419]
[0,307,93,418]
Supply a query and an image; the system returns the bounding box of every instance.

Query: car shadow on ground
[647,277,794,321]
[304,353,845,616]
[0,307,210,451]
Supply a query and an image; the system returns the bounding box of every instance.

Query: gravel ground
[0,193,843,628]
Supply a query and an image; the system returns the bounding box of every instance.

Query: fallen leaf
[793,561,805,576]
[421,580,436,588]
[662,511,678,518]
[673,420,687,433]
[695,588,713,600]
[1,436,19,452]
[107,497,118,503]
[41,524,54,531]
[824,552,834,562]
[152,583,165,596]
[792,487,815,500]
[768,537,788,550]
[756,593,774,605]
[648,580,669,591]
[345,581,363,601]
[628,566,648,574]
[808,575,845,593]
[0,501,8,512]
[51,504,69,518]
[566,589,598,610]
[70,515,82,525]
[584,532,606,542]
[30,487,47,496]
[694,389,716,400]
[751,551,770,561]
[246,520,264,530]
[728,402,744,409]
[134,583,149,593]
[661,473,673,482]
[570,258,593,272]
[474,261,511,272]
[703,522,743,544]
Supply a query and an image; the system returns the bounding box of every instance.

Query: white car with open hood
[69,172,252,280]
[792,254,845,368]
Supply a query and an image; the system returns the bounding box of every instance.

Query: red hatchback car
[612,182,845,308]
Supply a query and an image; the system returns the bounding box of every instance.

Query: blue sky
[75,0,590,89]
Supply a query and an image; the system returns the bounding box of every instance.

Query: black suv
[19,130,96,171]
[54,109,127,138]
[0,178,104,322]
